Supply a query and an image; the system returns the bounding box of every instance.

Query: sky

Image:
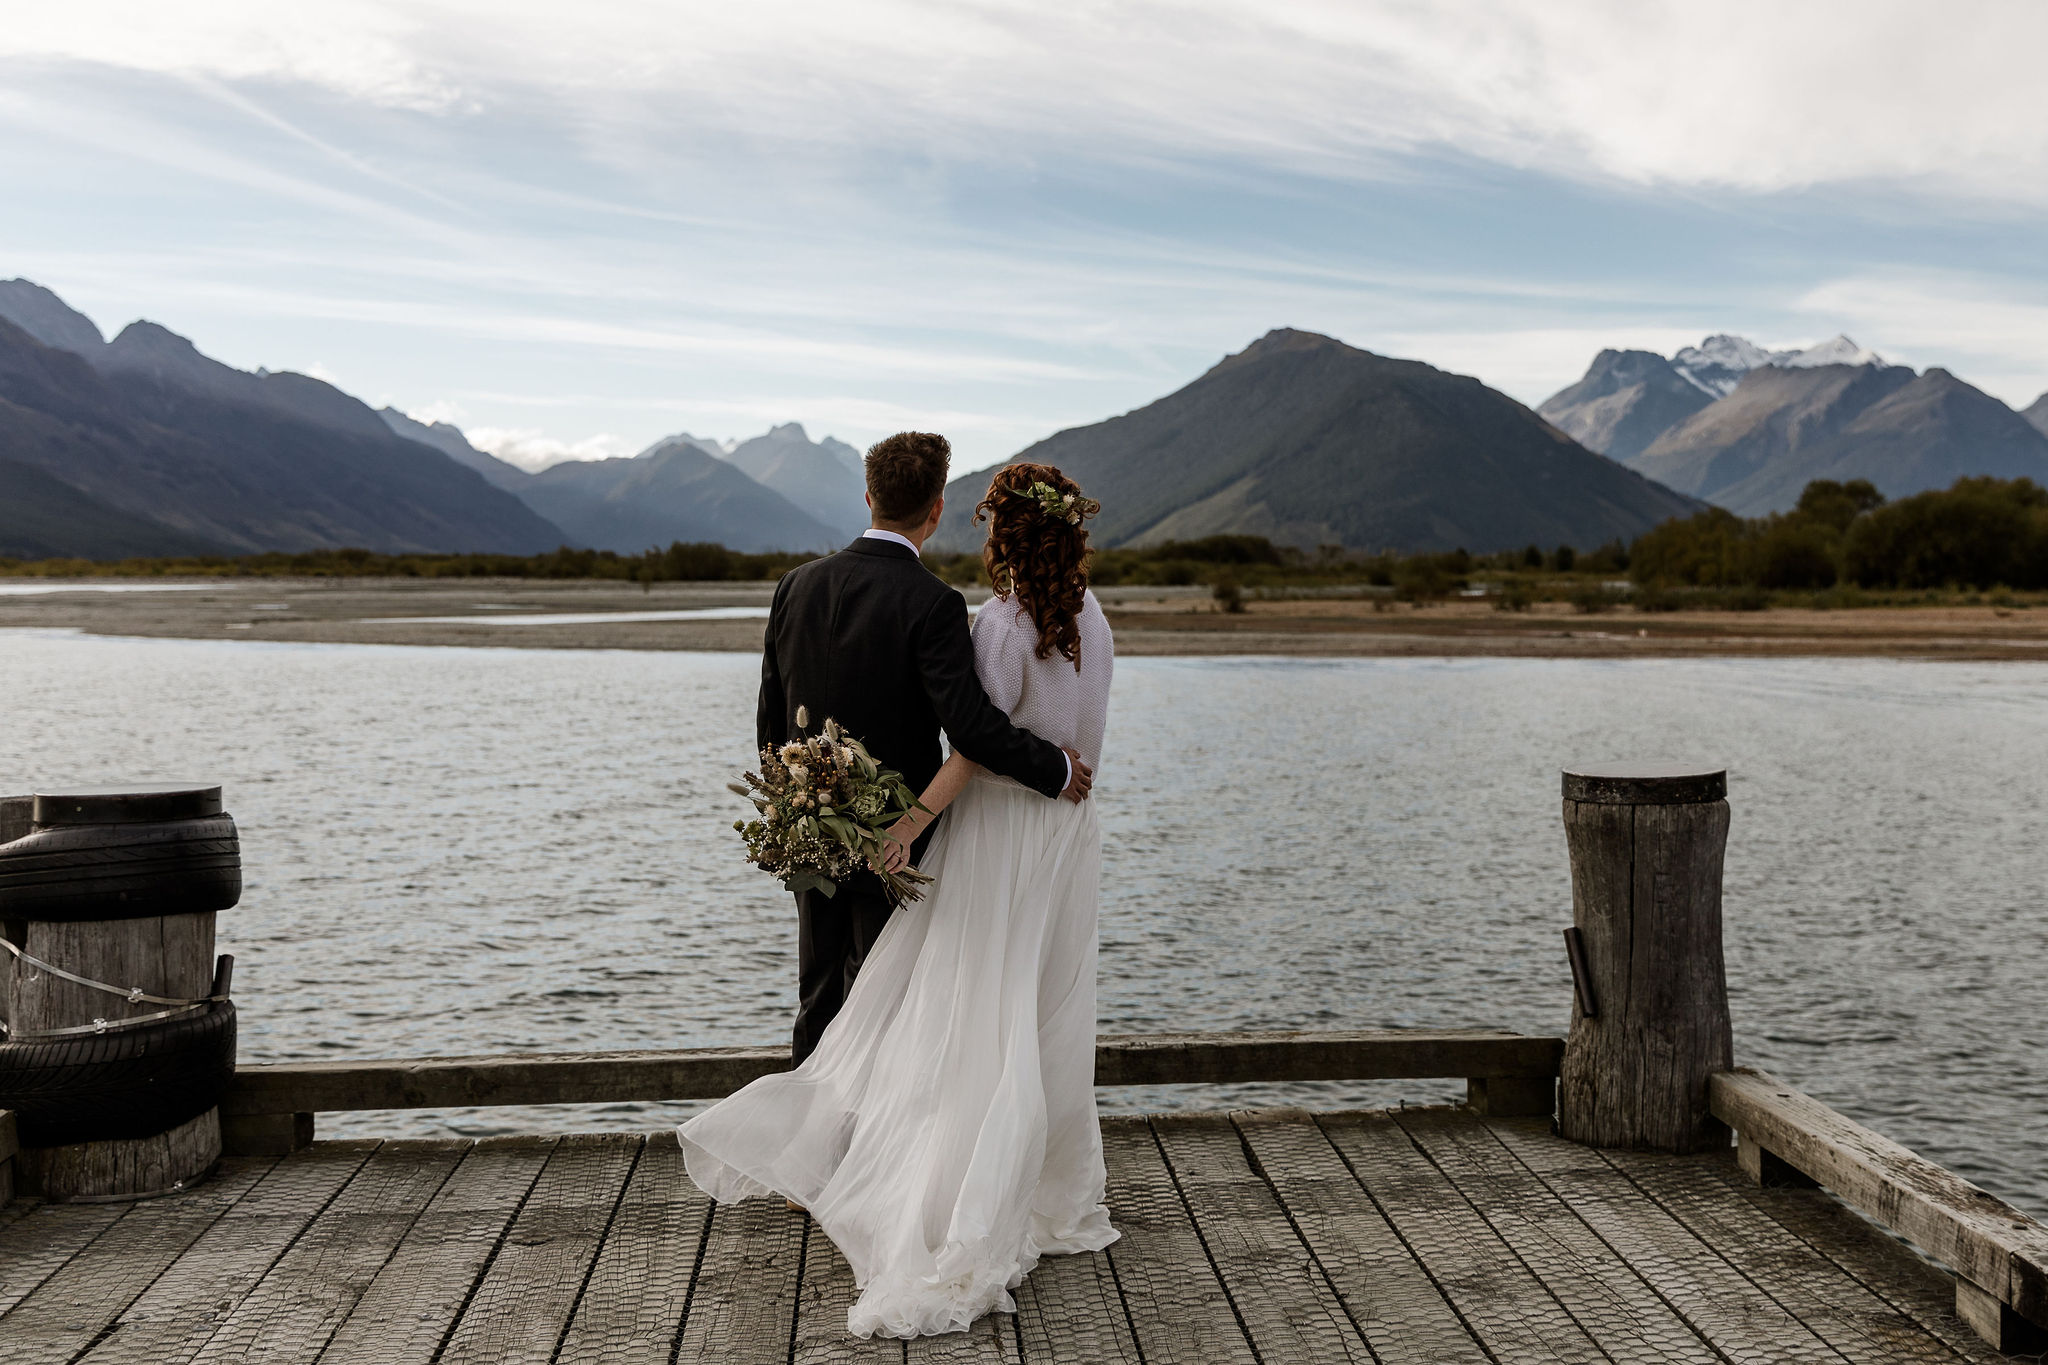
[4,0,2047,473]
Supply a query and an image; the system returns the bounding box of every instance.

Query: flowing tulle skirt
[678,772,1117,1338]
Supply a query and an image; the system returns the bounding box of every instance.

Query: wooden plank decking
[0,1107,2022,1365]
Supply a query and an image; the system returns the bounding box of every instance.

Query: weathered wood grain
[1602,1142,1964,1364]
[1559,794,1733,1153]
[0,1111,2013,1365]
[1234,1107,1488,1362]
[1319,1109,1610,1363]
[1692,1157,2014,1365]
[73,1141,379,1365]
[8,913,214,1032]
[0,1192,130,1316]
[186,1139,465,1364]
[8,913,224,1199]
[901,1311,1019,1365]
[791,1218,901,1365]
[1395,1107,1720,1363]
[1098,1116,1256,1365]
[221,1111,315,1159]
[1487,1115,1839,1364]
[20,1107,222,1202]
[222,1030,1565,1115]
[316,1135,557,1364]
[435,1132,643,1365]
[1711,1068,2048,1331]
[1011,1222,1140,1364]
[556,1131,714,1364]
[1149,1112,1373,1362]
[673,1192,806,1363]
[0,1155,274,1365]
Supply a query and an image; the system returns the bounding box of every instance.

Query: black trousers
[792,880,894,1065]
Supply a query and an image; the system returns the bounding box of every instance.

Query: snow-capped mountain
[1670,334,1886,398]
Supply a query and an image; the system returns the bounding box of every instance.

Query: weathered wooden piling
[0,784,240,1199]
[1557,762,1732,1153]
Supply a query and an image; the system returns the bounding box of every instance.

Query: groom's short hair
[866,432,951,525]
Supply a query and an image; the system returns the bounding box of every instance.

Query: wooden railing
[219,1027,1562,1153]
[1713,1068,2048,1353]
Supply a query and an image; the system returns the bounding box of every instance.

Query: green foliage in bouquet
[729,706,934,903]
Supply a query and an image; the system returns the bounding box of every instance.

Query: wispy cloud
[9,1,2047,201]
[3,2,2044,465]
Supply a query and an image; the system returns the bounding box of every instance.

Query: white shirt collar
[861,528,921,555]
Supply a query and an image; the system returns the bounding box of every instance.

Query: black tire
[0,815,241,921]
[0,1001,237,1147]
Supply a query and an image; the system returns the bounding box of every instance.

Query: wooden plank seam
[1467,1118,1733,1363]
[1225,1112,1386,1362]
[1142,1119,1266,1364]
[662,1183,722,1361]
[546,1135,648,1364]
[1306,1113,1501,1361]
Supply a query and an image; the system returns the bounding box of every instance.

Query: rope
[0,937,229,1041]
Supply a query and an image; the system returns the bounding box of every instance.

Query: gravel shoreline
[5,578,2048,660]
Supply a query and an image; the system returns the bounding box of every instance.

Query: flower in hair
[1009,480,1100,525]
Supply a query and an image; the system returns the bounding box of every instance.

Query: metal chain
[0,936,230,1041]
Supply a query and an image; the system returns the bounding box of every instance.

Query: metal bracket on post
[1563,927,1597,1019]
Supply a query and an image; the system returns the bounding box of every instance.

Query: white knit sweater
[968,590,1114,773]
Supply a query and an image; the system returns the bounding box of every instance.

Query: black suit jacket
[757,537,1068,801]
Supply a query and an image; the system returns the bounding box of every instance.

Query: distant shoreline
[7,577,2048,661]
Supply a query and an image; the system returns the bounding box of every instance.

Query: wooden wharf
[5,768,2047,1361]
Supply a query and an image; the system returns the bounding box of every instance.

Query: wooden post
[0,784,239,1200]
[1558,763,1732,1153]
[0,1108,16,1207]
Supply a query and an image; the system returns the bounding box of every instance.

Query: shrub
[1570,583,1622,613]
[1213,574,1245,612]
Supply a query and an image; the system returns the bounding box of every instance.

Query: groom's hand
[1060,748,1093,803]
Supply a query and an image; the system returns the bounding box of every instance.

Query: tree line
[5,476,2043,596]
[1631,476,2048,591]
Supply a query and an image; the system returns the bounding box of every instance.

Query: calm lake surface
[2,630,2043,1217]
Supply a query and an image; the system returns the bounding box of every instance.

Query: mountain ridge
[1626,363,2048,515]
[933,328,1702,554]
[0,289,571,556]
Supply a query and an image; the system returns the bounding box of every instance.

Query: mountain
[723,422,867,539]
[1669,333,1886,398]
[0,282,571,556]
[0,279,106,354]
[1627,363,2048,515]
[1537,350,1715,461]
[0,455,223,559]
[1544,335,1895,458]
[2023,393,2048,438]
[931,328,1702,554]
[375,410,848,552]
[377,407,533,492]
[820,435,864,475]
[520,438,843,553]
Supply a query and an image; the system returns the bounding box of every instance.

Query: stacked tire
[0,784,241,1196]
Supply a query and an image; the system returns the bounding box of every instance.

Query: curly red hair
[974,463,1101,667]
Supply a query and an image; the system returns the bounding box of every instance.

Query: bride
[678,461,1119,1339]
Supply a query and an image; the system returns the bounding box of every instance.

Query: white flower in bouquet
[729,710,935,903]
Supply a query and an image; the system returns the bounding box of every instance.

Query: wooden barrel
[1557,763,1733,1153]
[0,784,239,1200]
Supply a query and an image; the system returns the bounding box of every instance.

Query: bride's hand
[877,818,917,874]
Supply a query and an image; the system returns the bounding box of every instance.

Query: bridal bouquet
[729,707,934,903]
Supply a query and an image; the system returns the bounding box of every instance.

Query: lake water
[1,629,2042,1218]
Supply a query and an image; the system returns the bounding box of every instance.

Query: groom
[758,431,1093,1063]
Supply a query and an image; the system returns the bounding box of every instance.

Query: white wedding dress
[679,589,1118,1338]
